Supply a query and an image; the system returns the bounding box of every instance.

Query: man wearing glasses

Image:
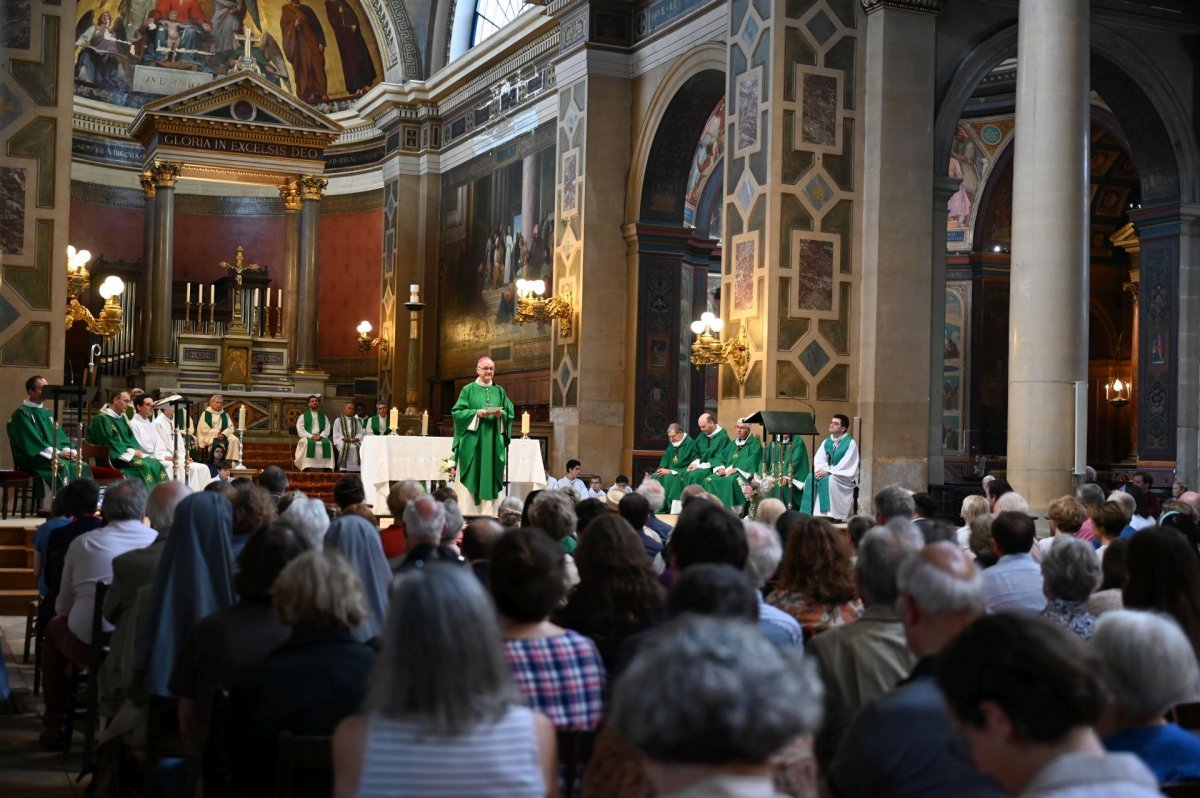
[450,356,514,511]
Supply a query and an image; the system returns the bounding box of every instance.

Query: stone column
[1007,0,1089,513]
[928,175,961,485]
[1176,205,1200,484]
[147,161,182,364]
[294,176,326,372]
[138,172,157,364]
[279,179,301,362]
[521,154,539,244]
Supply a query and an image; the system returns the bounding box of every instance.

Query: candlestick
[210,284,215,304]
[421,409,428,436]
[265,287,271,309]
[521,411,530,438]
[238,404,246,431]
[389,406,399,434]
[252,288,260,336]
[409,284,420,303]
[186,282,191,303]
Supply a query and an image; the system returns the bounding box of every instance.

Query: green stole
[303,410,332,458]
[366,415,388,435]
[804,435,853,513]
[204,410,230,434]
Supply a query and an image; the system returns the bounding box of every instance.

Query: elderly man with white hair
[1095,610,1200,784]
[636,478,674,541]
[809,518,922,771]
[279,494,330,551]
[395,495,462,572]
[743,520,802,650]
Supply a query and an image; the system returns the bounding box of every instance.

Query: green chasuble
[364,414,390,435]
[86,409,168,486]
[302,411,334,458]
[763,436,811,510]
[685,427,734,488]
[706,435,763,508]
[451,380,515,503]
[653,435,697,513]
[7,403,94,499]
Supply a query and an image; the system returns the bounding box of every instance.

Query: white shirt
[57,518,158,642]
[128,413,168,459]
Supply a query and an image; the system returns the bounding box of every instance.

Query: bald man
[450,357,514,510]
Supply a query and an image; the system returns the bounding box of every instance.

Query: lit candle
[409,284,420,303]
[265,288,271,309]
[210,284,215,304]
[277,288,282,308]
[238,405,246,431]
[389,406,398,433]
[186,282,191,303]
[521,411,530,436]
[421,409,428,436]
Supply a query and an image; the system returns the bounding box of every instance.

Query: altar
[361,436,547,516]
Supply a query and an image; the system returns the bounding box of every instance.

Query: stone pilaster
[928,174,961,485]
[279,180,301,364]
[1006,0,1089,514]
[147,161,182,365]
[1175,204,1200,484]
[139,172,157,365]
[294,176,326,373]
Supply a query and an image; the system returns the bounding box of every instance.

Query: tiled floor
[0,614,87,796]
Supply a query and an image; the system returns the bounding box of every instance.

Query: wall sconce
[1105,377,1131,408]
[514,279,573,337]
[65,245,125,338]
[690,312,751,384]
[356,320,386,352]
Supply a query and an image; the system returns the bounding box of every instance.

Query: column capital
[861,0,943,14]
[150,160,183,188]
[139,171,156,199]
[279,180,303,211]
[298,176,328,201]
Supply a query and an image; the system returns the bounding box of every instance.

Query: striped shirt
[504,631,606,730]
[355,705,543,798]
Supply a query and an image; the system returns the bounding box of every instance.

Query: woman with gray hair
[1095,610,1200,784]
[279,493,331,551]
[1040,534,1101,641]
[497,495,524,528]
[610,616,823,797]
[333,566,556,797]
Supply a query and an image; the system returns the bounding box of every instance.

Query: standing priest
[451,356,514,509]
[651,422,696,514]
[86,390,169,486]
[706,417,762,509]
[295,395,334,471]
[8,375,92,501]
[195,394,241,463]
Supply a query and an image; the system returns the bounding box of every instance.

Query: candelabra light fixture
[356,320,387,352]
[1105,377,1132,408]
[690,311,751,385]
[65,245,125,338]
[515,279,573,337]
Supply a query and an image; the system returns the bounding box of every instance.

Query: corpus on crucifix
[219,245,263,335]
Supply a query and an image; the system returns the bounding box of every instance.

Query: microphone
[68,360,75,385]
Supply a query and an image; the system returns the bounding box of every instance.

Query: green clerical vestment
[706,435,763,508]
[7,402,93,498]
[451,380,514,503]
[86,409,169,486]
[685,427,734,488]
[653,435,697,513]
[363,414,390,435]
[763,436,810,510]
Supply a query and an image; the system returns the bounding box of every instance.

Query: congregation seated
[229,484,277,558]
[1039,534,1100,641]
[394,495,464,572]
[36,478,103,633]
[766,516,862,640]
[332,565,556,798]
[379,479,423,559]
[279,493,330,550]
[1122,526,1200,660]
[323,514,391,643]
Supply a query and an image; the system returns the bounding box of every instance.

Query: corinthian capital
[298,176,328,201]
[279,179,303,211]
[150,160,183,187]
[139,171,156,199]
[862,0,943,13]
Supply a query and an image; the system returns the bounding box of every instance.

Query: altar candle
[253,288,260,311]
[265,288,271,309]
[409,284,420,303]
[421,409,428,436]
[277,288,282,308]
[521,411,530,436]
[238,405,246,431]
[186,282,191,303]
[210,284,215,304]
[389,406,399,432]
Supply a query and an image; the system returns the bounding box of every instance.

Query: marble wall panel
[0,168,26,254]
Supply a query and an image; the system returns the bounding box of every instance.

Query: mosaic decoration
[734,68,761,156]
[683,98,725,227]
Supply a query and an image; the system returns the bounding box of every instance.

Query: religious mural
[946,117,1013,252]
[943,284,969,452]
[71,0,383,109]
[438,123,557,377]
[683,97,724,228]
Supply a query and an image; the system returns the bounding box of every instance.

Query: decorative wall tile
[0,321,49,366]
[2,0,32,48]
[7,117,56,207]
[799,339,829,375]
[817,363,848,401]
[9,16,58,106]
[795,237,834,311]
[777,279,810,349]
[777,360,808,398]
[0,168,26,254]
[3,218,51,310]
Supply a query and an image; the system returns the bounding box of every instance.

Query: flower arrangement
[743,474,777,520]
[438,454,457,481]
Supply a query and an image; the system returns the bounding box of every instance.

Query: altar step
[283,471,343,505]
[240,441,295,469]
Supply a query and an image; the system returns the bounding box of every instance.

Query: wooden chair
[274,732,333,798]
[556,728,597,798]
[0,469,34,519]
[63,580,112,779]
[82,443,123,486]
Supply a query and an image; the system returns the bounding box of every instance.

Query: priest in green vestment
[684,411,734,489]
[8,375,93,499]
[651,422,697,514]
[706,417,763,508]
[762,434,810,510]
[86,390,169,486]
[295,395,335,471]
[451,357,514,504]
[361,401,391,436]
[801,413,860,519]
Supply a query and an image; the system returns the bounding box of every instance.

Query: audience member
[229,485,276,557]
[1039,535,1100,641]
[258,466,289,501]
[441,499,465,551]
[666,562,760,621]
[956,495,989,550]
[432,485,458,505]
[742,521,803,649]
[912,492,937,522]
[873,484,914,524]
[827,543,1003,797]
[610,474,632,494]
[1032,495,1088,563]
[462,517,503,582]
[1116,485,1154,536]
[616,492,665,565]
[968,512,997,567]
[1172,480,1188,500]
[41,479,158,748]
[1094,610,1200,785]
[279,493,330,551]
[324,514,392,643]
[845,514,873,553]
[670,500,748,574]
[333,474,366,511]
[1098,499,1130,561]
[1075,482,1106,543]
[1123,526,1200,660]
[528,490,580,586]
[379,480,423,559]
[993,490,1031,515]
[983,511,1045,614]
[1130,471,1161,519]
[554,514,665,672]
[984,477,1012,511]
[38,478,103,632]
[574,498,608,535]
[226,551,377,798]
[937,614,1158,797]
[395,495,463,572]
[766,516,861,639]
[1087,537,1128,617]
[332,565,556,798]
[497,495,524,528]
[635,479,673,541]
[31,490,72,599]
[808,520,922,771]
[754,497,787,530]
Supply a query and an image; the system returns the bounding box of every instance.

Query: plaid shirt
[504,631,606,730]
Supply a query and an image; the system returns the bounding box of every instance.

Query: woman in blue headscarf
[324,514,391,643]
[133,492,237,699]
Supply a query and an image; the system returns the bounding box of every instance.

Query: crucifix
[219,245,264,335]
[233,24,262,73]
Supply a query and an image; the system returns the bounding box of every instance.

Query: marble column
[521,154,539,245]
[147,161,182,364]
[138,172,156,364]
[279,180,301,362]
[1006,0,1089,513]
[1175,205,1200,484]
[294,176,326,372]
